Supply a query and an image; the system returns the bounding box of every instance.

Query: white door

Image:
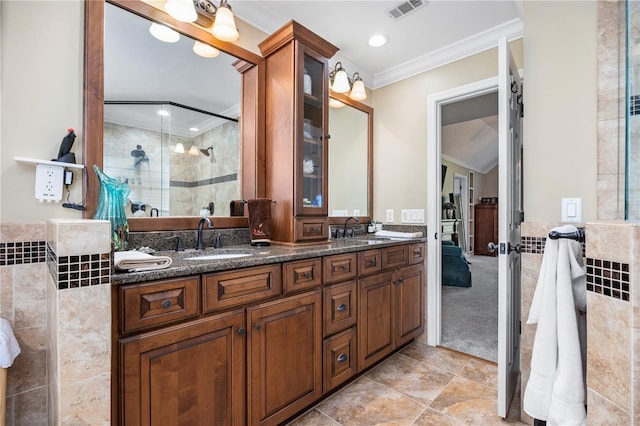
[497,37,523,417]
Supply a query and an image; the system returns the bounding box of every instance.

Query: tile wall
[0,220,112,425]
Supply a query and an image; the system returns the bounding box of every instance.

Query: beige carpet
[440,254,498,362]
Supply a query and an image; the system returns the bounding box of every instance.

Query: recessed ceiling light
[368,34,389,48]
[189,127,199,132]
[157,110,170,116]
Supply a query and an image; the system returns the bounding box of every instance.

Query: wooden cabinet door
[119,309,245,426]
[247,290,322,426]
[395,264,425,347]
[357,271,395,372]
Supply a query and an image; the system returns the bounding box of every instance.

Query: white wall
[1,1,85,222]
[371,40,524,224]
[522,1,597,222]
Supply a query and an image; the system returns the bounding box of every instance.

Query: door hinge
[519,320,522,335]
[519,210,525,224]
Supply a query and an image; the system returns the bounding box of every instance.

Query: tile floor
[288,342,527,425]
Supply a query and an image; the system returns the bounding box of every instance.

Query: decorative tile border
[47,244,111,290]
[0,241,47,265]
[586,258,630,301]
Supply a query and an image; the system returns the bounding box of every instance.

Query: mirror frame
[83,0,265,231]
[327,90,374,225]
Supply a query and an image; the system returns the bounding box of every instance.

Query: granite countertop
[111,235,426,285]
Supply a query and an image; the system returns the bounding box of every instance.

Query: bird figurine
[53,128,76,163]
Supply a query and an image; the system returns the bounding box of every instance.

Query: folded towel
[230,200,245,217]
[114,251,172,272]
[0,318,20,368]
[375,230,423,239]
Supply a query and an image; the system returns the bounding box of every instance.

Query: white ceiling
[105,0,522,167]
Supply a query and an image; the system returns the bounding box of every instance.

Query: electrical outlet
[35,163,64,201]
[386,209,394,223]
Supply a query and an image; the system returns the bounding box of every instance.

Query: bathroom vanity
[112,238,425,425]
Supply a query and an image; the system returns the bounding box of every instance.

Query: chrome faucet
[196,217,213,250]
[343,216,359,238]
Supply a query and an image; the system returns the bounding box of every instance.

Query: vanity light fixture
[188,145,200,156]
[165,0,197,22]
[193,40,220,58]
[329,98,346,108]
[174,143,185,153]
[193,0,240,42]
[329,62,367,101]
[149,22,180,43]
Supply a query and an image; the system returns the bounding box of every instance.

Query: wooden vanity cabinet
[259,21,339,244]
[247,289,323,426]
[119,309,246,426]
[358,243,426,372]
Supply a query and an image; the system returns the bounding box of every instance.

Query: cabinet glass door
[299,51,327,215]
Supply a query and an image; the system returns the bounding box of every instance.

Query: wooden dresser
[474,203,498,256]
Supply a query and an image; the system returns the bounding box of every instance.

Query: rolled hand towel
[0,318,20,368]
[114,251,172,272]
[375,230,423,239]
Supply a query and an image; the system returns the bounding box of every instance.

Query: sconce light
[329,62,367,101]
[329,98,346,109]
[193,40,220,58]
[193,0,240,42]
[149,22,180,43]
[188,145,200,156]
[174,143,185,153]
[164,0,197,22]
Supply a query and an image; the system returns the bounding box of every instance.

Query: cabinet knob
[336,303,347,312]
[255,323,261,331]
[161,300,172,309]
[302,272,311,279]
[395,279,404,286]
[237,327,245,336]
[367,258,376,266]
[337,353,348,363]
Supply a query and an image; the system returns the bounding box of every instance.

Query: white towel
[524,225,587,425]
[374,230,423,239]
[114,250,172,272]
[0,318,20,368]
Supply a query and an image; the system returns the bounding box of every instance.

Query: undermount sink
[184,253,253,261]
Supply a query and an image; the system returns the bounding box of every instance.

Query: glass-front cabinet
[299,50,328,216]
[260,21,338,244]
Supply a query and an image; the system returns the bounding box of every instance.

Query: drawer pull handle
[336,303,347,312]
[337,353,348,363]
[161,300,172,309]
[237,327,245,336]
[255,323,261,331]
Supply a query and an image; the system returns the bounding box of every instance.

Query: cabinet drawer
[358,249,382,276]
[323,252,357,284]
[119,276,200,334]
[284,258,322,294]
[203,264,282,313]
[382,245,409,270]
[295,218,329,241]
[323,326,357,393]
[409,242,426,265]
[323,280,357,336]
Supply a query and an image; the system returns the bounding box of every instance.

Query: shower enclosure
[627,1,640,220]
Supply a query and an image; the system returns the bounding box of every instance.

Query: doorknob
[508,242,522,254]
[487,242,497,253]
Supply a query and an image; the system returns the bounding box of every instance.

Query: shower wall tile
[586,291,630,412]
[586,222,633,263]
[47,219,111,256]
[597,118,623,175]
[59,372,110,425]
[587,388,630,425]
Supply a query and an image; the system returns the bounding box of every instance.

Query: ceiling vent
[386,0,427,20]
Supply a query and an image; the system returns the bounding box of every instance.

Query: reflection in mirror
[103,2,241,218]
[328,96,373,219]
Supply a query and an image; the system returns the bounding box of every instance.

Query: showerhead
[200,146,213,156]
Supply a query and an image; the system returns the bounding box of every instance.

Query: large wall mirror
[84,0,263,231]
[327,92,373,224]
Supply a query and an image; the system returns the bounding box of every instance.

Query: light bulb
[188,145,200,156]
[349,77,367,101]
[329,98,346,108]
[174,143,185,153]
[193,41,220,58]
[149,23,180,43]
[211,4,239,42]
[164,0,197,22]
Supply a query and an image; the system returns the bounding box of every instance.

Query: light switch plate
[35,163,64,201]
[401,209,425,223]
[386,209,394,223]
[561,197,582,222]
